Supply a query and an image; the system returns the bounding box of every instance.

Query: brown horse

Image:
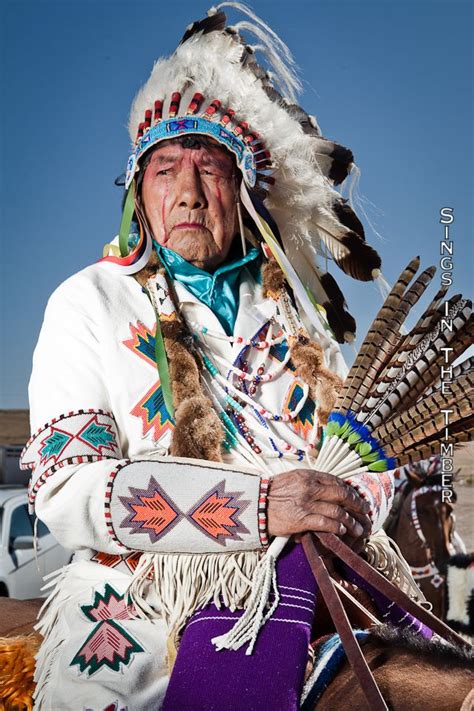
[312,625,473,711]
[385,464,464,620]
[1,597,473,711]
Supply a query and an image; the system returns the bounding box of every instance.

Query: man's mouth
[173,222,208,231]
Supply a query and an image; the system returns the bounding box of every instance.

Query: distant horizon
[1,0,472,408]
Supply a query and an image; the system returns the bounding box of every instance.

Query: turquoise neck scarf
[153,240,261,335]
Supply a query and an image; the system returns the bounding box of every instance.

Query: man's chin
[166,235,223,270]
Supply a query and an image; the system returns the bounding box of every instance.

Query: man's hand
[267,469,371,547]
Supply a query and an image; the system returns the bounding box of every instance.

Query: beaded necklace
[188,320,285,350]
[192,332,316,459]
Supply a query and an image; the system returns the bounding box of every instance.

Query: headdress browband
[125,91,274,192]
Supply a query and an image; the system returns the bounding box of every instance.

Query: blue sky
[1,0,472,408]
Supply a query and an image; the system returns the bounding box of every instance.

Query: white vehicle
[0,486,72,598]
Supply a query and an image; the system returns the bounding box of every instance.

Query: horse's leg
[314,638,473,711]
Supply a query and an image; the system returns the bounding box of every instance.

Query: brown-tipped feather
[318,271,357,343]
[342,261,433,413]
[383,392,473,457]
[316,218,381,281]
[356,295,471,425]
[180,11,227,44]
[332,199,365,241]
[397,423,474,466]
[336,257,421,413]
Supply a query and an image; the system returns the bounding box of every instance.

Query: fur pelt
[290,340,343,424]
[369,623,474,664]
[171,395,224,461]
[135,262,224,462]
[262,260,286,300]
[262,257,344,423]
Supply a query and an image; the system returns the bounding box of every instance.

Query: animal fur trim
[170,394,224,461]
[262,260,286,301]
[263,257,343,423]
[0,633,40,710]
[137,262,225,461]
[289,340,343,424]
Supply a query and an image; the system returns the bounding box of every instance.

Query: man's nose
[177,166,207,210]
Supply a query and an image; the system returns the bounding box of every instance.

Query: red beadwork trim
[233,121,248,136]
[136,122,145,141]
[203,99,221,117]
[220,109,235,126]
[258,477,270,548]
[144,109,152,130]
[28,455,108,505]
[104,461,132,550]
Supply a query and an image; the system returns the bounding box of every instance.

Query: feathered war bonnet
[102,2,382,344]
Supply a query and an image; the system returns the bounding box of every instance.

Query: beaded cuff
[346,471,395,534]
[105,458,265,553]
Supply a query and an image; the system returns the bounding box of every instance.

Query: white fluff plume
[128,6,337,266]
[127,4,380,343]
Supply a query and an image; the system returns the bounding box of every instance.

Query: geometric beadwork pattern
[20,410,121,506]
[122,321,174,442]
[187,480,250,545]
[283,381,315,440]
[90,551,151,578]
[70,584,144,677]
[106,460,264,553]
[119,475,182,543]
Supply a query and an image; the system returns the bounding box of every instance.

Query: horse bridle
[409,484,446,589]
[301,531,471,711]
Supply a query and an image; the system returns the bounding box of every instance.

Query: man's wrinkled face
[140,138,238,270]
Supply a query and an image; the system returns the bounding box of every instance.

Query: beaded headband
[124,92,274,192]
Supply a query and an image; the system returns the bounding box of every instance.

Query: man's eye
[156,169,169,176]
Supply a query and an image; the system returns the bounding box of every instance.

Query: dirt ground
[453,443,473,549]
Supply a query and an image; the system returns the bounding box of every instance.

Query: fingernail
[355,523,363,536]
[340,523,347,535]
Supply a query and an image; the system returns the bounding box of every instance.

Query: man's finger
[302,513,349,536]
[307,503,366,538]
[308,484,370,516]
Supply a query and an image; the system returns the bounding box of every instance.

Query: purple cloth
[162,543,317,711]
[342,563,433,639]
[163,545,433,710]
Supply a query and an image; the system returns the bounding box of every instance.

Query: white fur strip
[447,564,474,626]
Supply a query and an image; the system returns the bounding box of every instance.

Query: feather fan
[315,258,473,479]
[213,258,474,656]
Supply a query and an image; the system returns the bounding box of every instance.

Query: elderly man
[21,7,396,710]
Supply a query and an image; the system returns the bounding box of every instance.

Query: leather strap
[315,532,471,651]
[302,533,388,711]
